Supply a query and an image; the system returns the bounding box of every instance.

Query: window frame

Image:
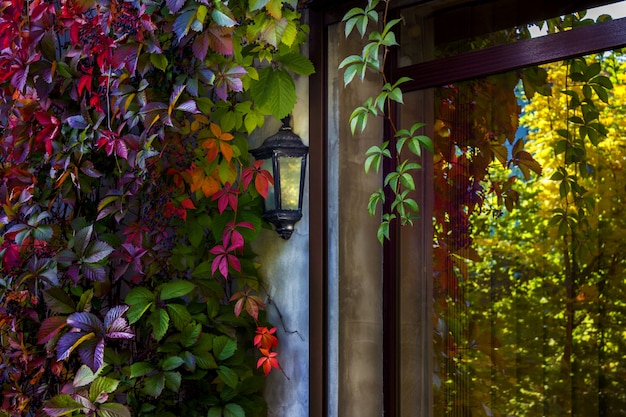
[307,1,626,417]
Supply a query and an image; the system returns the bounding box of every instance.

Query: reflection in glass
[397,0,626,67]
[432,50,626,416]
[262,159,276,211]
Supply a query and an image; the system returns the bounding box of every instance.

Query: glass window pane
[431,50,626,416]
[278,156,302,210]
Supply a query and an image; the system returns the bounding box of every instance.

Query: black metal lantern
[250,116,308,240]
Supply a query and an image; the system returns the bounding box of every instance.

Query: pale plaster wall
[250,69,310,417]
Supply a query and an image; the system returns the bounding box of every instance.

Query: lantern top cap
[250,115,309,160]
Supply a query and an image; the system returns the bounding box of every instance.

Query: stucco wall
[250,71,310,416]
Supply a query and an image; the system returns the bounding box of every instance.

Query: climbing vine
[0,0,313,415]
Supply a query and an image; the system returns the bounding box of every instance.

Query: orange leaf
[209,123,234,141]
[219,141,233,162]
[188,166,220,197]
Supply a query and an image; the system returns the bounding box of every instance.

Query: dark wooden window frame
[308,2,626,417]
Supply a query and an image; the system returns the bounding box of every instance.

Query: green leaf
[188,224,204,247]
[277,53,315,76]
[281,19,298,47]
[217,365,239,388]
[399,172,415,190]
[129,362,154,378]
[144,373,165,398]
[591,83,609,103]
[224,403,245,417]
[416,134,434,153]
[208,406,223,417]
[251,67,296,120]
[249,0,269,11]
[33,225,53,241]
[195,351,218,369]
[192,261,213,278]
[339,55,365,85]
[126,302,153,324]
[167,303,192,331]
[213,336,237,360]
[97,403,131,417]
[590,74,612,89]
[125,287,155,305]
[211,9,237,27]
[56,61,72,78]
[181,322,202,347]
[150,54,168,72]
[42,394,83,417]
[164,371,182,392]
[368,189,384,216]
[90,377,120,403]
[73,365,96,387]
[148,308,170,341]
[160,280,195,300]
[162,356,185,371]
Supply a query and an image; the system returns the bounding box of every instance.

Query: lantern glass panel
[261,158,276,210]
[279,155,302,210]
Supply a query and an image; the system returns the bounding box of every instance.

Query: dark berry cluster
[112,1,139,38]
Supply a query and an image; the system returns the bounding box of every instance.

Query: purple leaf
[84,240,114,263]
[173,10,195,42]
[169,84,186,108]
[166,0,186,13]
[114,139,129,160]
[83,263,106,282]
[79,161,102,178]
[112,43,139,73]
[11,66,28,92]
[176,99,200,113]
[198,68,215,84]
[74,225,94,256]
[104,305,129,328]
[65,114,88,129]
[67,312,104,333]
[107,330,135,339]
[56,249,78,264]
[56,331,85,361]
[214,81,228,101]
[140,102,168,113]
[67,264,80,284]
[78,337,105,371]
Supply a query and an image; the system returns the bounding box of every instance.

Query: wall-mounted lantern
[250,116,308,240]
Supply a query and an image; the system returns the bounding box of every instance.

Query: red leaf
[179,198,196,209]
[254,326,277,349]
[234,298,244,317]
[37,316,68,344]
[192,33,210,61]
[207,25,233,55]
[256,348,280,376]
[243,161,274,198]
